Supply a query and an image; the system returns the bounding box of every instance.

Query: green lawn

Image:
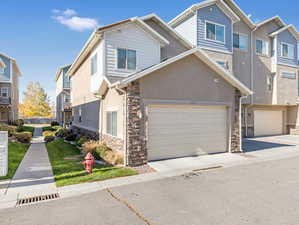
[46,139,138,187]
[0,142,30,180]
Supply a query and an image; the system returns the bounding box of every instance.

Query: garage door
[147,105,228,161]
[254,110,283,136]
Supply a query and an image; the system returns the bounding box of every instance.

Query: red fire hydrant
[82,152,95,174]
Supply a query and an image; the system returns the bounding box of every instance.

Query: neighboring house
[68,14,252,166]
[55,65,72,126]
[0,53,21,123]
[169,0,299,137]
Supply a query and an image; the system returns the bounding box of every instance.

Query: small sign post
[0,131,8,177]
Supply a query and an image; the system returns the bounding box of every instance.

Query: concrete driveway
[3,152,299,225]
[150,135,299,172]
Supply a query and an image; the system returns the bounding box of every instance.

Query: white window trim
[233,32,249,52]
[106,111,118,137]
[0,87,9,98]
[255,38,269,57]
[204,20,226,44]
[116,48,137,72]
[281,71,296,79]
[280,42,295,60]
[91,53,98,76]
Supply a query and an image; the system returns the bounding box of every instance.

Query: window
[0,87,9,98]
[281,71,296,79]
[0,67,4,74]
[233,33,248,51]
[78,107,82,123]
[267,75,273,91]
[206,21,225,43]
[91,54,97,75]
[216,61,228,69]
[117,48,136,70]
[64,94,71,103]
[281,43,295,59]
[256,39,269,56]
[107,111,117,136]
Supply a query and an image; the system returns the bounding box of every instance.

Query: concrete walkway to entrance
[5,127,57,199]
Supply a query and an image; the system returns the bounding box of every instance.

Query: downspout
[239,95,248,152]
[93,94,103,139]
[115,86,128,167]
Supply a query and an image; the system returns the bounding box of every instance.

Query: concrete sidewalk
[1,127,57,208]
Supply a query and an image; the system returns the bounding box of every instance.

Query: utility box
[0,131,8,177]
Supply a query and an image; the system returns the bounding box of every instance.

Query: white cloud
[63,9,77,17]
[52,9,98,32]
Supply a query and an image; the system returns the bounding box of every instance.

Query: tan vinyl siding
[102,88,125,140]
[144,19,189,60]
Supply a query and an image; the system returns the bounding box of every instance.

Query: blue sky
[0,0,298,103]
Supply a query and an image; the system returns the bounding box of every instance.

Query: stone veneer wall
[231,89,241,153]
[125,81,147,166]
[101,133,124,153]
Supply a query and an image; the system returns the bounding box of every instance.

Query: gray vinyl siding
[277,30,298,67]
[72,100,100,132]
[197,4,233,53]
[0,55,11,81]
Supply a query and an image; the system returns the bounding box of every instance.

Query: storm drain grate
[16,193,60,206]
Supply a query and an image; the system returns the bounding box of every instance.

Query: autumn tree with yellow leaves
[19,82,53,118]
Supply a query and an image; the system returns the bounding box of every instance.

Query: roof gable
[169,0,240,27]
[68,17,170,76]
[256,16,286,28]
[269,24,299,42]
[113,47,252,96]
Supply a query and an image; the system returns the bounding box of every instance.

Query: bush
[65,133,77,142]
[44,136,55,143]
[82,141,123,165]
[0,125,17,136]
[43,131,56,137]
[16,126,34,135]
[76,136,91,147]
[51,121,59,126]
[52,126,62,131]
[15,132,32,143]
[55,128,71,138]
[13,119,24,127]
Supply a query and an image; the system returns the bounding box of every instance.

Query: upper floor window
[281,71,296,79]
[91,54,97,75]
[233,33,248,51]
[205,21,225,43]
[256,39,269,56]
[216,61,228,70]
[64,94,71,103]
[281,43,295,59]
[117,48,136,70]
[0,87,9,98]
[107,111,117,137]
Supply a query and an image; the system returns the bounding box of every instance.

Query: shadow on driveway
[242,139,295,152]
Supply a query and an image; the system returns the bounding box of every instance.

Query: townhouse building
[0,53,21,123]
[170,0,299,137]
[55,65,72,126]
[65,0,299,166]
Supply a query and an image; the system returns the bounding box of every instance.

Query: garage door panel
[148,105,228,161]
[254,110,283,136]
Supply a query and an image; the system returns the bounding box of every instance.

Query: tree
[20,82,53,118]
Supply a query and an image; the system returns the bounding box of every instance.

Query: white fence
[0,131,8,177]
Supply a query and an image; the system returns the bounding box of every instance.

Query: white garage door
[147,105,228,161]
[254,110,283,136]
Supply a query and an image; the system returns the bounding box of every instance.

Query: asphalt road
[2,155,299,225]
